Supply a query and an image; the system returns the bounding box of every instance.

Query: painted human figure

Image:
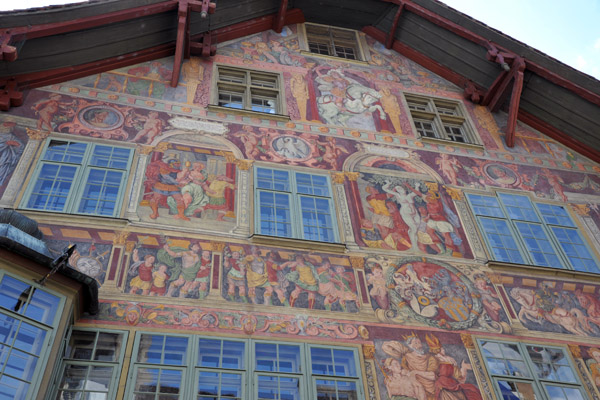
[541,168,568,202]
[366,263,389,309]
[181,57,204,104]
[149,264,170,296]
[204,175,236,220]
[243,247,273,304]
[283,254,319,309]
[32,94,72,131]
[316,136,348,170]
[167,161,209,220]
[224,248,247,301]
[145,153,182,219]
[132,111,164,144]
[382,180,420,249]
[587,348,600,388]
[0,121,23,186]
[318,262,356,310]
[165,242,202,298]
[436,153,460,186]
[474,275,502,322]
[128,249,155,295]
[265,251,287,305]
[290,74,309,121]
[379,87,403,134]
[382,358,427,400]
[191,250,211,298]
[236,125,261,159]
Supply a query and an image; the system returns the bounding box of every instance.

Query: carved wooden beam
[0,32,17,62]
[0,79,23,111]
[505,57,526,148]
[273,0,289,33]
[386,1,405,49]
[171,0,216,87]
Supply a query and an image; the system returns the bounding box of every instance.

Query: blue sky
[441,0,600,79]
[3,0,600,80]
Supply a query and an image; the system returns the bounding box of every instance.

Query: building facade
[1,9,600,400]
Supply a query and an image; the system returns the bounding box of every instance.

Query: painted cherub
[132,111,164,144]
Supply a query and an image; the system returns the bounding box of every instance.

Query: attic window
[405,94,480,145]
[305,24,363,61]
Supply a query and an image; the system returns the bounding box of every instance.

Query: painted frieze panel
[503,274,600,337]
[582,346,600,396]
[122,234,213,299]
[222,244,359,312]
[372,330,484,400]
[138,142,236,228]
[364,256,508,332]
[226,123,355,170]
[353,171,472,258]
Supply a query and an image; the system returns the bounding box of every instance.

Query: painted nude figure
[132,111,164,144]
[382,180,420,249]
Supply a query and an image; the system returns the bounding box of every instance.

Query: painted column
[125,144,158,221]
[331,172,359,250]
[445,186,488,261]
[100,229,129,294]
[232,159,253,236]
[0,128,49,208]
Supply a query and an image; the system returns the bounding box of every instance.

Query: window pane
[67,330,96,360]
[537,203,574,227]
[468,194,505,218]
[43,140,87,164]
[514,222,563,268]
[26,163,77,211]
[90,145,131,169]
[0,374,30,400]
[312,347,356,377]
[526,346,575,383]
[164,336,189,366]
[258,375,300,400]
[95,332,124,362]
[255,343,301,373]
[198,338,244,369]
[499,193,539,222]
[497,380,538,400]
[257,168,290,192]
[0,275,31,314]
[550,227,599,273]
[25,287,60,325]
[479,218,524,264]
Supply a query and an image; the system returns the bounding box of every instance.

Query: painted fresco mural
[364,256,508,332]
[373,330,483,400]
[356,173,472,258]
[222,244,359,311]
[503,275,600,337]
[138,143,237,226]
[3,20,600,400]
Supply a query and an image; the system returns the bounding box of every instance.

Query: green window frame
[466,192,599,273]
[478,339,588,400]
[0,271,65,400]
[21,139,133,217]
[405,94,479,144]
[125,333,364,400]
[254,167,339,243]
[215,66,283,115]
[51,328,128,400]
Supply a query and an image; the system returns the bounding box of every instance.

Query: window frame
[303,23,366,62]
[20,138,134,218]
[0,270,66,400]
[212,65,285,116]
[51,327,129,400]
[124,332,364,400]
[477,338,589,400]
[466,191,599,273]
[253,166,340,243]
[404,93,480,145]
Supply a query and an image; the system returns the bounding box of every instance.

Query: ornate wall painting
[45,238,112,287]
[0,119,27,196]
[372,331,483,400]
[582,346,600,393]
[138,142,237,229]
[364,256,509,332]
[354,172,472,258]
[222,244,359,312]
[226,124,354,170]
[123,234,213,299]
[503,275,600,337]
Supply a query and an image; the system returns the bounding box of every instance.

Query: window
[215,66,282,114]
[467,192,599,273]
[255,167,338,242]
[126,333,364,400]
[405,94,478,144]
[53,328,127,399]
[0,273,64,400]
[22,139,133,217]
[479,340,588,400]
[305,24,363,61]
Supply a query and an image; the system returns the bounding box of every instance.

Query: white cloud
[575,55,588,69]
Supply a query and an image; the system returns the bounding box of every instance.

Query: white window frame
[478,338,589,400]
[302,23,366,61]
[0,271,66,400]
[404,93,480,145]
[20,138,134,217]
[466,191,599,273]
[253,166,340,243]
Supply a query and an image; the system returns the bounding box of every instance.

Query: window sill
[419,136,484,151]
[486,260,600,282]
[17,209,129,228]
[299,50,369,66]
[207,105,291,122]
[251,234,347,253]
